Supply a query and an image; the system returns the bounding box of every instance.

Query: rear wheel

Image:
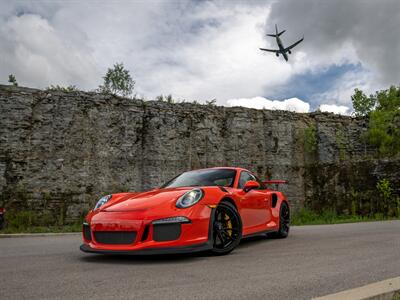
[210,202,242,255]
[269,201,290,238]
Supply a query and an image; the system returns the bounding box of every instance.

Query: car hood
[100,187,194,212]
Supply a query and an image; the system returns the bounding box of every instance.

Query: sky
[0,0,399,115]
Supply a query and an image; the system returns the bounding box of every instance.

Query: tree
[8,74,18,86]
[367,85,400,156]
[98,63,134,97]
[351,88,375,116]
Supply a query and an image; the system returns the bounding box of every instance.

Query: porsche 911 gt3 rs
[80,167,290,255]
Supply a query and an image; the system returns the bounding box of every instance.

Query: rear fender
[269,191,288,219]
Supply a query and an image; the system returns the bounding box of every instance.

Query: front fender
[200,186,235,207]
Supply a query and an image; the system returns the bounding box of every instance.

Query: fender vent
[219,186,228,192]
[271,193,278,208]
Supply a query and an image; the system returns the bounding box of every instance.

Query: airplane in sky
[260,24,304,61]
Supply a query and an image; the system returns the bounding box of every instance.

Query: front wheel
[210,201,242,255]
[269,201,290,238]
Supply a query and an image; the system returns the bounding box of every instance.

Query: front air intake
[94,231,137,245]
[153,223,181,242]
[83,223,92,241]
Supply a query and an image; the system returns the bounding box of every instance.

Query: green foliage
[376,178,393,217]
[98,62,134,97]
[351,88,375,116]
[0,209,83,233]
[352,85,400,156]
[206,99,217,106]
[46,85,78,92]
[8,74,18,86]
[291,207,393,226]
[156,94,174,103]
[303,125,318,154]
[366,86,400,156]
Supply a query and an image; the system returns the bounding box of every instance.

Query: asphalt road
[0,221,399,300]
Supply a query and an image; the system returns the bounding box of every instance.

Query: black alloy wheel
[211,201,242,255]
[269,201,290,238]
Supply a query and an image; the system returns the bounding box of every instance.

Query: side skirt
[242,229,277,239]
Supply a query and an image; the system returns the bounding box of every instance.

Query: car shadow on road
[78,235,272,265]
[78,250,215,265]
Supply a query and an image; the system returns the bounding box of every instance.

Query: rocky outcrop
[0,85,398,223]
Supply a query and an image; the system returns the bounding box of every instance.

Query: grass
[0,208,398,234]
[0,209,83,234]
[291,208,398,226]
[0,224,82,234]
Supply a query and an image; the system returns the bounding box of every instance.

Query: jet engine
[288,50,292,54]
[276,52,279,57]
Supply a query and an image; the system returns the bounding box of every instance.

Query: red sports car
[80,167,290,255]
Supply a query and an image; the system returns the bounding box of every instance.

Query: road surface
[0,221,399,299]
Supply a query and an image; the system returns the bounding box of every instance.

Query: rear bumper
[80,241,212,255]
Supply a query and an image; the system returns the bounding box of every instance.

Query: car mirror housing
[243,180,260,192]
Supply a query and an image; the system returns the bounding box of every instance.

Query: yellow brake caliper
[225,213,232,237]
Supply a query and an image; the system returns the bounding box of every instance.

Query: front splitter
[80,242,212,255]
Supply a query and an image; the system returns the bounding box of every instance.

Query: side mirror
[243,180,260,192]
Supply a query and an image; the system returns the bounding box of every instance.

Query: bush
[98,62,134,97]
[304,125,318,154]
[46,85,78,92]
[351,88,375,116]
[354,85,400,156]
[8,74,18,86]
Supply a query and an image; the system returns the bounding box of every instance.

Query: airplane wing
[284,37,304,51]
[259,48,280,53]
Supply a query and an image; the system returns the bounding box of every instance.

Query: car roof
[191,166,250,173]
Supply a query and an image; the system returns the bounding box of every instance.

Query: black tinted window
[238,171,256,189]
[161,169,237,188]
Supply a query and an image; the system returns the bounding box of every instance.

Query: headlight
[176,188,204,208]
[94,195,112,210]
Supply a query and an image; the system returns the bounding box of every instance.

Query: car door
[236,171,271,232]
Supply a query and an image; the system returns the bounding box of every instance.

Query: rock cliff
[0,85,398,222]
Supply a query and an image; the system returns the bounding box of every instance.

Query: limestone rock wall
[0,85,398,222]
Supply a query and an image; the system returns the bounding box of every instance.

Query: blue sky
[0,1,398,114]
[267,63,364,110]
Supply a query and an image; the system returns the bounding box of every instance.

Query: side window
[238,171,256,189]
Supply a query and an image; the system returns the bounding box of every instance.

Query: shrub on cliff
[98,63,135,97]
[8,74,18,86]
[46,85,78,92]
[367,86,400,156]
[352,85,400,156]
[351,88,375,117]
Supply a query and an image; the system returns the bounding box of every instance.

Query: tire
[269,201,290,238]
[210,201,242,255]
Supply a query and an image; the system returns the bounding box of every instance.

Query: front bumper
[80,241,212,255]
[80,206,214,255]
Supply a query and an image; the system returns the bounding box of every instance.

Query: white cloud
[0,14,99,89]
[0,1,398,108]
[227,96,310,113]
[319,104,350,115]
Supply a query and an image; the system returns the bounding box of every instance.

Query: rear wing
[262,180,288,190]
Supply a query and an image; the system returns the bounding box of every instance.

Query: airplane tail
[266,24,285,37]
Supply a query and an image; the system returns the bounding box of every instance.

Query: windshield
[161,169,237,189]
